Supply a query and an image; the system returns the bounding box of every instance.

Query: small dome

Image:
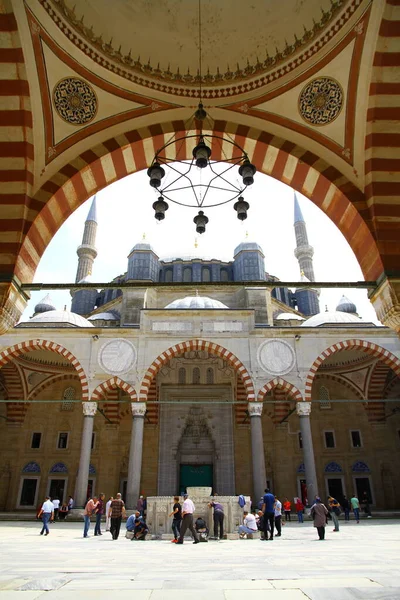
[26,310,94,328]
[34,294,56,314]
[165,296,228,309]
[301,311,363,327]
[276,312,305,321]
[336,295,357,314]
[234,241,264,257]
[88,312,120,321]
[128,242,156,255]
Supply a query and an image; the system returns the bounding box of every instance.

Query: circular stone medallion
[53,77,97,125]
[98,339,136,375]
[258,339,295,376]
[299,77,343,126]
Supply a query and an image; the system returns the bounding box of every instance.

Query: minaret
[293,193,320,315]
[293,192,315,282]
[75,196,97,283]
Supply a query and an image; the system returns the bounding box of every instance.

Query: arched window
[178,368,186,384]
[183,268,192,282]
[165,269,173,283]
[319,386,331,409]
[50,462,68,474]
[206,368,214,384]
[202,268,211,282]
[192,368,201,384]
[22,461,40,473]
[220,269,229,282]
[62,387,75,411]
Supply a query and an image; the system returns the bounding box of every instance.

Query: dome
[276,312,305,321]
[128,242,156,255]
[25,310,94,328]
[165,296,228,309]
[34,294,56,314]
[88,312,120,322]
[234,241,264,257]
[336,295,357,314]
[301,311,364,327]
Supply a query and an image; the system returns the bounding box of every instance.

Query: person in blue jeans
[94,493,105,536]
[351,494,360,523]
[38,496,54,536]
[262,488,275,540]
[83,496,98,538]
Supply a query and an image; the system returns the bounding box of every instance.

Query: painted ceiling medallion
[53,77,98,125]
[299,77,343,126]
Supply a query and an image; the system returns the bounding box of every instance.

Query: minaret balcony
[294,245,314,259]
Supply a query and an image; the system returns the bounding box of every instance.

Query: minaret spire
[75,195,98,283]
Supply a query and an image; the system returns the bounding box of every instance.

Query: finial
[64,305,67,311]
[194,237,198,249]
[325,304,328,312]
[142,233,146,241]
[300,270,304,277]
[195,289,199,297]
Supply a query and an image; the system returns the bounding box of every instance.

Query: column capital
[369,276,400,333]
[0,279,29,334]
[248,402,263,417]
[131,402,146,418]
[296,401,312,416]
[82,401,97,416]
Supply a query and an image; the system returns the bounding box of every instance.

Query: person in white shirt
[274,496,282,537]
[238,511,258,537]
[67,496,74,512]
[38,496,54,536]
[105,496,113,531]
[176,493,199,544]
[52,497,60,520]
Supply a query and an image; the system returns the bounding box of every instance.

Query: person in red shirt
[283,498,292,521]
[295,498,304,523]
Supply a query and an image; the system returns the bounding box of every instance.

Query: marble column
[126,402,146,509]
[248,402,266,503]
[297,401,318,504]
[75,402,97,507]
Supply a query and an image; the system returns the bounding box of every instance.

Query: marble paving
[0,519,399,599]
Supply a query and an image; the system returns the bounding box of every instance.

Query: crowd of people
[36,488,370,542]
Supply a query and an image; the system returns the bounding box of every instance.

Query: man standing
[52,497,60,521]
[341,495,350,521]
[274,496,282,537]
[328,496,340,532]
[283,498,291,521]
[208,498,224,540]
[105,496,113,531]
[94,493,105,536]
[67,496,74,512]
[83,496,98,538]
[169,496,182,543]
[108,493,126,540]
[177,493,199,544]
[38,496,54,536]
[262,488,275,540]
[351,494,360,523]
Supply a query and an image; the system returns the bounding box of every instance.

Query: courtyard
[0,519,399,599]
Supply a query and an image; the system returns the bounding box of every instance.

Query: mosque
[0,193,399,513]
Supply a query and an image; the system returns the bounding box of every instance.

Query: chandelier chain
[198,0,203,103]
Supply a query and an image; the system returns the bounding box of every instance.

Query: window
[91,432,96,450]
[202,268,211,282]
[324,431,335,449]
[206,368,214,384]
[61,387,75,411]
[220,269,229,282]
[31,432,42,449]
[319,386,331,409]
[165,269,173,282]
[183,267,192,282]
[192,368,201,384]
[57,432,69,449]
[178,368,186,384]
[351,430,362,448]
[298,432,303,449]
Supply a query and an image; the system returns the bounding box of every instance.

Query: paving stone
[18,578,68,591]
[271,578,382,589]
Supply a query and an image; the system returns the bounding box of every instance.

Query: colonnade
[74,400,318,508]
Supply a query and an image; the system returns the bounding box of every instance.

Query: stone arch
[314,373,364,401]
[15,120,384,285]
[0,340,89,401]
[139,339,254,401]
[257,378,303,402]
[28,374,80,401]
[304,339,400,402]
[91,376,137,402]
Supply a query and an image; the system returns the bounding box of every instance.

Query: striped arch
[139,339,254,401]
[314,373,365,401]
[28,374,80,401]
[366,361,392,422]
[304,339,400,402]
[1,361,26,424]
[14,120,384,285]
[91,376,137,402]
[257,378,303,403]
[0,340,89,401]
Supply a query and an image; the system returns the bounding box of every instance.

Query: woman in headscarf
[311,497,328,540]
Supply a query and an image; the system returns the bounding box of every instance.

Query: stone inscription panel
[98,339,136,375]
[258,339,295,376]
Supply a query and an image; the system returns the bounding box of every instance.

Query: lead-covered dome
[233,241,264,257]
[336,295,357,314]
[165,296,228,309]
[301,311,363,327]
[24,310,94,328]
[34,294,56,315]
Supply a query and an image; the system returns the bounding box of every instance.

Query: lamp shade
[233,197,249,220]
[193,210,209,234]
[152,196,169,220]
[192,138,211,168]
[238,159,256,186]
[147,162,165,188]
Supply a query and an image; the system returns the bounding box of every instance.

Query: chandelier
[147,3,256,234]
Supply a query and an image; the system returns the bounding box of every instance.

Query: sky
[20,166,381,325]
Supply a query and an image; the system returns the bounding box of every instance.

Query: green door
[179,465,213,494]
